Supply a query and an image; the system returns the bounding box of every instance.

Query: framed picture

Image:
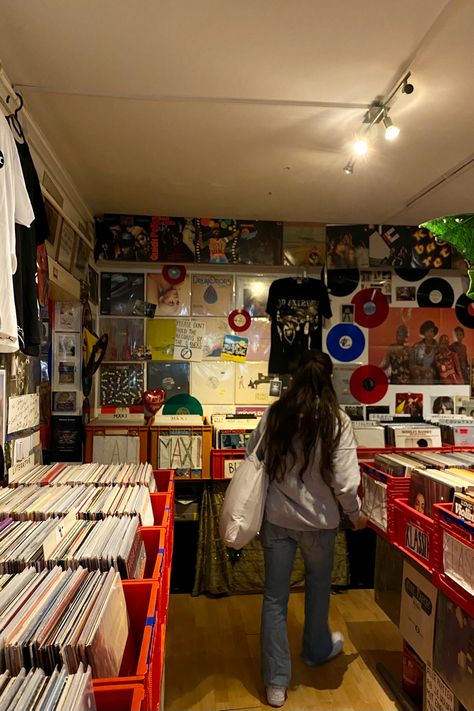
[44,199,62,252]
[54,302,82,332]
[57,220,77,271]
[72,238,90,282]
[88,266,99,305]
[53,332,80,360]
[52,390,78,414]
[53,360,80,389]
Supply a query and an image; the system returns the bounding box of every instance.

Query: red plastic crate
[211,448,245,479]
[96,580,160,710]
[153,469,175,496]
[94,684,145,711]
[432,502,474,617]
[357,447,393,461]
[140,527,167,580]
[360,462,411,539]
[392,498,436,572]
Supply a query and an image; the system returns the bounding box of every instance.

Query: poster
[190,362,235,404]
[424,665,456,711]
[369,225,451,268]
[173,318,206,361]
[191,275,233,316]
[194,218,282,265]
[147,274,191,316]
[399,560,437,665]
[283,223,326,266]
[147,319,176,361]
[326,225,371,268]
[147,362,190,400]
[369,308,473,385]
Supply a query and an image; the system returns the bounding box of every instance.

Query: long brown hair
[264,350,343,486]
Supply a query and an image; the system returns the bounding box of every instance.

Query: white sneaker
[302,631,344,666]
[266,685,286,707]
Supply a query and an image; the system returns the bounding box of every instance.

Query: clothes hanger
[295,267,308,284]
[6,91,25,143]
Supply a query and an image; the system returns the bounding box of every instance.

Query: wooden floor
[165,589,402,711]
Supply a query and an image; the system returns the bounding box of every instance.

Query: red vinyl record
[349,365,388,404]
[228,309,251,332]
[162,264,187,285]
[351,288,389,328]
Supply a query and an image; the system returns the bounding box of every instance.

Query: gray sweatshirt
[246,408,361,531]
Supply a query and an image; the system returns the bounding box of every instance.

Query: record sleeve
[146,362,190,400]
[282,222,326,267]
[234,362,277,405]
[100,273,145,316]
[235,276,273,317]
[147,273,190,316]
[190,362,235,404]
[191,274,233,316]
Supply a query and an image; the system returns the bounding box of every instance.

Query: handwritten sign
[425,665,456,711]
[224,459,241,479]
[173,319,205,361]
[7,393,40,434]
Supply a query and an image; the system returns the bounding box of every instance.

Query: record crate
[151,492,174,562]
[140,525,172,626]
[84,422,149,464]
[432,502,474,617]
[392,498,437,572]
[94,683,145,711]
[95,579,161,711]
[360,461,411,539]
[149,425,212,479]
[211,448,245,479]
[153,468,175,495]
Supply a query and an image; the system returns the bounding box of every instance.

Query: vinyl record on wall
[351,288,389,328]
[455,293,474,329]
[327,269,360,297]
[394,268,430,282]
[416,277,455,308]
[326,324,365,362]
[162,393,203,415]
[349,365,388,404]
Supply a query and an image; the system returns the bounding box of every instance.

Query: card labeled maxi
[399,560,437,665]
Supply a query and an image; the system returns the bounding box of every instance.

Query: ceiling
[0,0,473,225]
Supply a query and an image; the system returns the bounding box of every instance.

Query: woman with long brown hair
[247,350,366,707]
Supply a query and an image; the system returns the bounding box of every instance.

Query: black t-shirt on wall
[266,277,332,374]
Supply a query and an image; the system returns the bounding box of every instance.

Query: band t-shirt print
[266,277,332,374]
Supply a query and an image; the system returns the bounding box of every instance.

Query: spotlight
[343,161,354,174]
[383,113,400,140]
[402,82,414,94]
[354,139,368,156]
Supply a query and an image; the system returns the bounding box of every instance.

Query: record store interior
[1,1,474,710]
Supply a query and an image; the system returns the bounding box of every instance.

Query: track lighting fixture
[342,71,413,173]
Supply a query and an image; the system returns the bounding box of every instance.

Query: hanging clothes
[13,139,49,355]
[0,113,34,353]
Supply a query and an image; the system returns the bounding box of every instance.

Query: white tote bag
[219,431,268,549]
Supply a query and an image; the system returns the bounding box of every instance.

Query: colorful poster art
[369,225,451,268]
[326,225,371,268]
[95,214,196,262]
[194,218,282,265]
[283,223,326,267]
[369,308,472,385]
[147,274,191,316]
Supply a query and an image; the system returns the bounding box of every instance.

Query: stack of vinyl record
[0,664,94,711]
[9,462,155,488]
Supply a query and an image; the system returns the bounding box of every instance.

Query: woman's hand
[353,512,369,530]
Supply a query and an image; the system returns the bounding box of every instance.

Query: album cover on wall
[52,415,83,461]
[100,318,145,361]
[147,319,176,360]
[190,362,235,404]
[100,273,145,316]
[191,274,233,316]
[332,364,362,404]
[282,223,326,266]
[53,332,80,360]
[52,391,78,414]
[147,274,191,316]
[326,225,370,268]
[194,218,282,264]
[147,362,190,400]
[359,270,392,302]
[235,362,278,405]
[95,214,195,262]
[72,238,90,282]
[395,393,424,417]
[245,319,271,361]
[454,396,474,415]
[235,276,273,317]
[369,307,472,385]
[100,364,145,406]
[369,225,451,269]
[88,266,99,305]
[202,318,230,358]
[57,220,76,271]
[44,199,62,252]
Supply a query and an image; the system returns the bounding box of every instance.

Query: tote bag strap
[249,425,266,462]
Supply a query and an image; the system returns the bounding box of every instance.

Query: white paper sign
[92,435,140,464]
[443,532,474,597]
[224,459,241,479]
[7,393,40,434]
[400,560,437,665]
[8,453,35,482]
[173,319,205,361]
[362,473,387,532]
[424,665,456,711]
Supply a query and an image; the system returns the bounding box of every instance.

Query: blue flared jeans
[260,519,337,687]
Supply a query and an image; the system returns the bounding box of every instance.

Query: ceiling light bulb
[383,114,400,140]
[343,162,354,174]
[354,139,368,156]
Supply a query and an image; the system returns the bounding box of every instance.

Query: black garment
[13,139,49,356]
[266,277,332,374]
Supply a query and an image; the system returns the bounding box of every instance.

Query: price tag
[224,460,241,479]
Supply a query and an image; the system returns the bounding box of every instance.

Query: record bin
[432,502,474,617]
[211,448,246,479]
[84,422,149,464]
[360,462,411,539]
[153,468,175,495]
[93,683,145,711]
[149,425,212,479]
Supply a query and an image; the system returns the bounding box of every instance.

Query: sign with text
[173,319,205,361]
[400,560,437,665]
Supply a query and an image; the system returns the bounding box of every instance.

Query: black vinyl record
[455,293,474,329]
[395,268,430,282]
[416,277,454,308]
[327,269,360,297]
